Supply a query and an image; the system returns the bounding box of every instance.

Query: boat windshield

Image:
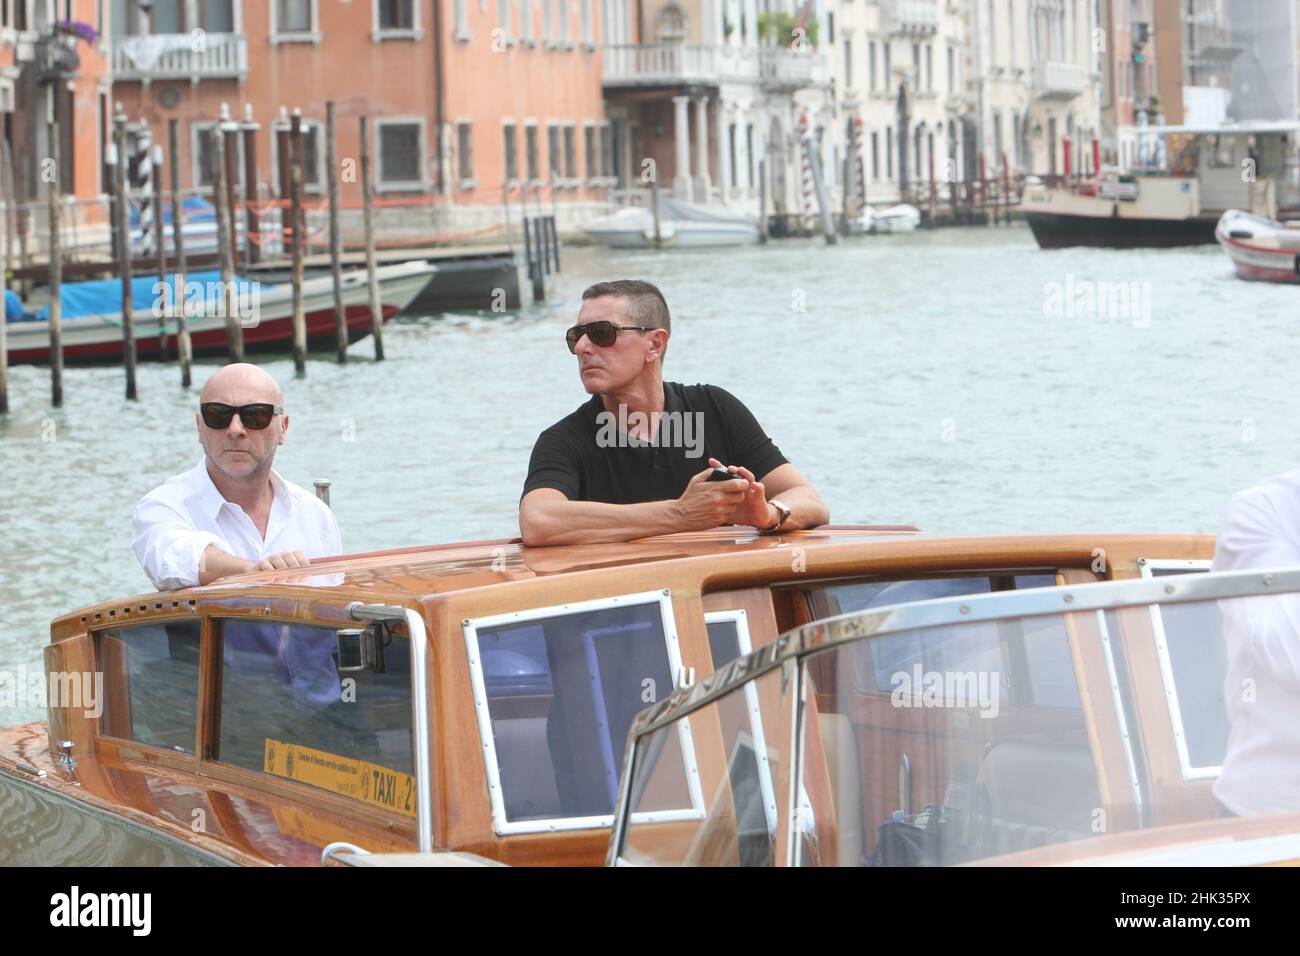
[610,569,1300,866]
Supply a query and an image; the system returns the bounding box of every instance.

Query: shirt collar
[191,455,286,520]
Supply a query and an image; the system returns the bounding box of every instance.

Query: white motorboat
[850,204,922,235]
[1215,208,1300,284]
[4,260,436,364]
[580,196,758,249]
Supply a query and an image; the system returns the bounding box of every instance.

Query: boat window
[706,611,750,670]
[619,662,795,866]
[464,590,702,834]
[215,619,415,817]
[804,575,1077,706]
[703,610,778,861]
[1138,560,1224,776]
[96,620,202,754]
[798,610,1095,866]
[1204,134,1236,168]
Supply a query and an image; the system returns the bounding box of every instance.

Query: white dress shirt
[132,456,342,591]
[1210,468,1300,816]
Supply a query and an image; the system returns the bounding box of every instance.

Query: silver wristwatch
[761,499,792,533]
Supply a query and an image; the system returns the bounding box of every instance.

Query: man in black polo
[519,279,828,546]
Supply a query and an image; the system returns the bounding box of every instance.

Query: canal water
[0,223,1296,726]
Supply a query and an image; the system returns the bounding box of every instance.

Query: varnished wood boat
[7,524,1286,867]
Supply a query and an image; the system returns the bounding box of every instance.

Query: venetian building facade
[966,0,1103,179]
[2,1,111,243]
[602,0,837,224]
[837,0,971,206]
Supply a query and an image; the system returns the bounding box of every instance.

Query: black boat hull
[1025,211,1219,249]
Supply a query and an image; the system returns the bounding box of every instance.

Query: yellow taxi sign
[264,738,416,818]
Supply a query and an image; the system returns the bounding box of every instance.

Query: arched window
[656,3,687,44]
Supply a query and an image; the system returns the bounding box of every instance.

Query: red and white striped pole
[799,112,816,232]
[853,114,867,215]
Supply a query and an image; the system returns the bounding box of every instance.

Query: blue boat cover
[25,271,261,323]
[5,288,32,322]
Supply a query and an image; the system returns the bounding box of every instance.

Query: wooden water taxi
[8,522,1274,868]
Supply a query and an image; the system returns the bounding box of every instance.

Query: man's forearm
[772,485,830,530]
[521,498,685,547]
[198,545,258,585]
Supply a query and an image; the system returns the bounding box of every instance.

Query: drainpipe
[432,0,445,194]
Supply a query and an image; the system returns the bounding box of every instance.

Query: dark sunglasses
[200,402,284,430]
[565,320,655,354]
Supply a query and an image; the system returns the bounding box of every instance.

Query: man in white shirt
[133,363,340,591]
[1210,469,1300,817]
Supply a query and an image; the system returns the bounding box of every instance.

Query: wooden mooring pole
[359,115,384,361]
[212,124,243,362]
[325,101,346,363]
[47,100,64,407]
[290,109,307,375]
[221,104,239,272]
[151,144,168,361]
[112,107,138,401]
[242,104,260,267]
[169,118,192,388]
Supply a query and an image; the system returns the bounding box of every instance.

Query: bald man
[132,363,341,590]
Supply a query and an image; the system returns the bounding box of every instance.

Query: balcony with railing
[881,0,939,36]
[758,46,830,91]
[602,43,828,91]
[1032,61,1086,99]
[603,43,727,87]
[109,33,248,82]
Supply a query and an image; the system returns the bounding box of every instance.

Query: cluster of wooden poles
[0,98,390,416]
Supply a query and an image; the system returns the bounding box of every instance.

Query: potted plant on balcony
[52,20,99,47]
[756,12,819,49]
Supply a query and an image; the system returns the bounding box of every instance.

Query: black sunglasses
[565,320,655,354]
[200,402,284,431]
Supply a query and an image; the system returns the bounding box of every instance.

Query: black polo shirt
[521,382,789,505]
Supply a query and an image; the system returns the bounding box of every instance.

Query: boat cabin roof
[1136,119,1300,137]
[53,525,929,631]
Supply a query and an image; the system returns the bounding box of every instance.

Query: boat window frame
[461,588,706,836]
[1137,557,1218,781]
[91,604,431,851]
[703,608,778,838]
[198,608,431,848]
[90,612,209,763]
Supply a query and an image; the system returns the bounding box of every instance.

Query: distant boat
[4,260,435,365]
[580,195,758,249]
[1216,209,1300,284]
[850,204,922,235]
[1021,120,1300,250]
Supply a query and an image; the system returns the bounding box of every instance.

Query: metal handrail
[623,566,1300,741]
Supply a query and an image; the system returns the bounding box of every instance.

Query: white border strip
[1095,609,1145,824]
[1137,559,1219,781]
[462,589,704,836]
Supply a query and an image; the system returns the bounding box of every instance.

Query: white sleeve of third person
[1213,490,1300,689]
